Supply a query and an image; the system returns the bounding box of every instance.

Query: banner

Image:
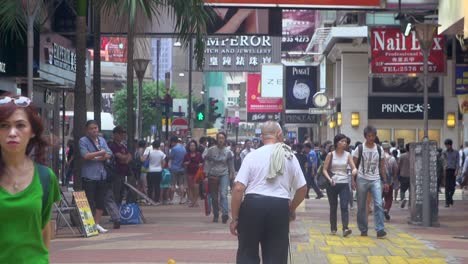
[370,27,445,74]
[455,65,468,114]
[247,73,283,113]
[282,10,317,52]
[285,66,318,109]
[205,0,383,8]
[72,191,99,237]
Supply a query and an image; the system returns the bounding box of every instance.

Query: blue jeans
[208,174,229,216]
[356,177,385,233]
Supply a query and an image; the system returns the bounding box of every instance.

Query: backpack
[37,164,50,217]
[356,144,382,179]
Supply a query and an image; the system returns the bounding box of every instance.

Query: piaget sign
[204,35,281,72]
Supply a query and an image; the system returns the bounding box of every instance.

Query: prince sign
[370,27,445,75]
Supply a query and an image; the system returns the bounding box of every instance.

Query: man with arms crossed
[230,121,307,263]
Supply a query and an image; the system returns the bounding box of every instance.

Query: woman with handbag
[183,140,204,207]
[322,133,358,237]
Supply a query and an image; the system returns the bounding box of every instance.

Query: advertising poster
[285,66,318,109]
[247,73,283,122]
[370,27,445,75]
[455,65,468,114]
[89,37,128,63]
[206,8,281,35]
[282,10,316,52]
[371,76,439,94]
[72,191,99,237]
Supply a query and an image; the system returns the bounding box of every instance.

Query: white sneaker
[95,224,108,233]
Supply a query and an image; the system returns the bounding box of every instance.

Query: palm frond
[160,0,209,69]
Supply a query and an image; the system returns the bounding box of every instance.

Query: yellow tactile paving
[385,256,409,264]
[405,258,428,264]
[346,255,367,264]
[368,256,389,264]
[327,254,349,264]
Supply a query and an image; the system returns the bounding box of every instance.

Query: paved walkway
[50,190,468,264]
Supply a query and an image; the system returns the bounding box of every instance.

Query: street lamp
[134,59,150,140]
[414,22,439,227]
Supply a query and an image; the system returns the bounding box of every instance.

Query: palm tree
[99,0,209,154]
[72,0,88,190]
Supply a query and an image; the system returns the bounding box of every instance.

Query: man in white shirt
[240,139,254,162]
[353,126,389,239]
[230,121,307,263]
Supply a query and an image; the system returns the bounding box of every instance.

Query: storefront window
[377,129,391,143]
[418,130,440,145]
[394,129,416,148]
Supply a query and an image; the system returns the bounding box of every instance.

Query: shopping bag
[194,167,205,183]
[120,203,143,225]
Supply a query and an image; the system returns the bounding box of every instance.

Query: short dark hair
[363,125,377,137]
[333,133,348,148]
[152,140,161,148]
[217,132,227,140]
[170,136,179,143]
[188,140,198,149]
[85,120,99,127]
[304,143,312,149]
[444,139,453,145]
[138,140,147,148]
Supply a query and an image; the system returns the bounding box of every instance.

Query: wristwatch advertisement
[285,66,318,110]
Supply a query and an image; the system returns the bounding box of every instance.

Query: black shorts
[82,178,108,210]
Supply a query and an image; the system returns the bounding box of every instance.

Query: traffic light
[208,97,221,122]
[195,103,205,121]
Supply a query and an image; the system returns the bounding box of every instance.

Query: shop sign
[204,35,281,72]
[285,113,318,123]
[285,66,318,110]
[455,65,468,114]
[89,37,127,63]
[47,43,77,72]
[368,96,444,119]
[204,0,383,8]
[261,64,283,97]
[247,112,281,122]
[247,73,283,113]
[0,61,5,73]
[370,27,445,75]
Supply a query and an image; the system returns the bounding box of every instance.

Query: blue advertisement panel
[285,66,318,110]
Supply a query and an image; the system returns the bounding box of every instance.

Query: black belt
[245,193,288,201]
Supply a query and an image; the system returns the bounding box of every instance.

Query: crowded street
[50,190,468,264]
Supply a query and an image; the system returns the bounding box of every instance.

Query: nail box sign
[370,27,445,75]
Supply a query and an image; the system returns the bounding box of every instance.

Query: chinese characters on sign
[204,35,281,72]
[370,27,445,75]
[368,97,443,120]
[48,43,77,72]
[72,191,99,237]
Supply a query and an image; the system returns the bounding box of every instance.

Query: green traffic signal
[197,112,205,121]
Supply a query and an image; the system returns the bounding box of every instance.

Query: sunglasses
[0,96,32,107]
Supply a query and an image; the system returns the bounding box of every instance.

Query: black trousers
[237,194,289,264]
[147,171,162,202]
[82,178,108,210]
[326,183,350,231]
[445,169,456,205]
[400,176,410,201]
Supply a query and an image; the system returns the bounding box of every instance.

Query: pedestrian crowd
[10,99,466,264]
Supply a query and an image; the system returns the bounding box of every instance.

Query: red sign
[172,118,188,137]
[370,27,445,75]
[205,0,382,8]
[89,37,128,63]
[247,73,283,113]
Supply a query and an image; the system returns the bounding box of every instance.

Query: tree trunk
[93,2,101,125]
[126,16,135,155]
[73,0,88,191]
